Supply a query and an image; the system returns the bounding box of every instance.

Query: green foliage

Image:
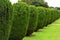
[35,7,46,31]
[0,0,13,40]
[35,7,60,31]
[9,2,30,40]
[0,1,60,40]
[26,5,39,36]
[21,0,48,7]
[23,19,60,40]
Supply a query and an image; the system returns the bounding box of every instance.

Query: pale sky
[44,0,60,7]
[10,0,60,7]
[10,0,18,4]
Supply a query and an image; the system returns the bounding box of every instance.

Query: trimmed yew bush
[0,0,13,40]
[44,8,52,26]
[35,7,47,31]
[35,7,60,31]
[26,5,39,36]
[9,2,30,40]
[0,1,60,40]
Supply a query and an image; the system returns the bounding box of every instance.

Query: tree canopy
[21,0,49,7]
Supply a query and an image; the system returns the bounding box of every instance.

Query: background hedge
[35,7,46,31]
[26,5,39,36]
[0,0,13,40]
[9,2,30,40]
[35,7,60,31]
[0,1,60,40]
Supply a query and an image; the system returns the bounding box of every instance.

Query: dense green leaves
[26,6,39,36]
[0,0,13,40]
[21,0,48,7]
[36,8,60,31]
[9,2,30,40]
[0,1,60,40]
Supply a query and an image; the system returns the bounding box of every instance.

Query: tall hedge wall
[26,5,39,36]
[9,2,30,40]
[0,1,60,40]
[35,7,46,31]
[0,0,13,40]
[35,7,60,31]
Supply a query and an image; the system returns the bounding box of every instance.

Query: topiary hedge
[0,0,13,40]
[0,1,60,40]
[26,5,39,36]
[35,7,46,31]
[35,7,60,31]
[9,2,30,40]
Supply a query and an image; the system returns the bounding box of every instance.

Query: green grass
[23,18,60,40]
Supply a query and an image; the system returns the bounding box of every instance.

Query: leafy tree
[55,7,60,10]
[21,0,48,7]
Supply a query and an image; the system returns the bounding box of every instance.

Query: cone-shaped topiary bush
[26,5,39,36]
[9,2,30,40]
[0,0,13,40]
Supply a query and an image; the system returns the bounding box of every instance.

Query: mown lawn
[23,19,60,40]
